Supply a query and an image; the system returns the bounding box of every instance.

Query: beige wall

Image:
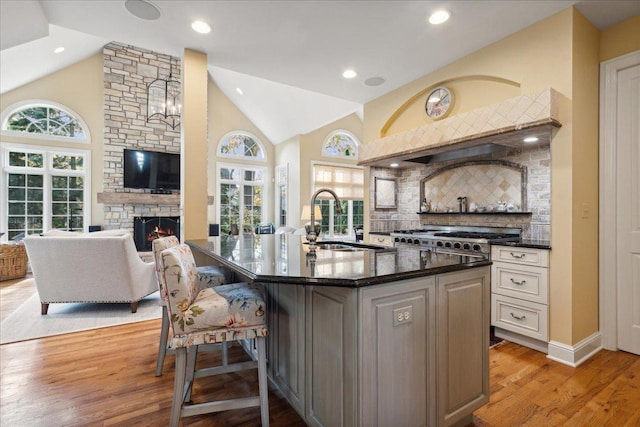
[206,79,275,227]
[362,7,603,346]
[361,10,637,346]
[299,113,363,210]
[384,78,520,137]
[182,49,209,240]
[600,15,640,62]
[272,113,363,229]
[0,53,105,227]
[570,11,601,341]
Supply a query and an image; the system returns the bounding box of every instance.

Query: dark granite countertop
[368,231,391,235]
[187,235,490,287]
[492,240,552,250]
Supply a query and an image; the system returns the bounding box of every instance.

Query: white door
[616,61,640,355]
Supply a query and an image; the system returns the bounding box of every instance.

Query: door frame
[599,50,640,350]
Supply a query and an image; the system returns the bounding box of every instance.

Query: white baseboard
[547,332,602,367]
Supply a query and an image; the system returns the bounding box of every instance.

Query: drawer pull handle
[510,278,526,285]
[510,312,526,321]
[510,252,526,259]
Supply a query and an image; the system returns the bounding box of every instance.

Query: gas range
[391,225,521,257]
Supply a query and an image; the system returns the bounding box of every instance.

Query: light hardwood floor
[1,276,639,426]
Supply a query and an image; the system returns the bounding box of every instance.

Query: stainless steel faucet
[307,188,343,248]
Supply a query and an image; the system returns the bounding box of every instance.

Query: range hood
[358,88,562,168]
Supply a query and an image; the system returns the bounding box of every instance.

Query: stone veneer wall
[102,42,181,232]
[421,162,525,212]
[370,144,551,240]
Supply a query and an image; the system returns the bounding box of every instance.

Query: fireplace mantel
[97,192,180,205]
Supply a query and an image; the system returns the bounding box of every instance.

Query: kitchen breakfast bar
[187,235,491,427]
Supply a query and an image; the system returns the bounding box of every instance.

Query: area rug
[0,289,161,345]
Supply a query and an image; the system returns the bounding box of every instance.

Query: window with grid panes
[2,146,89,240]
[218,165,265,235]
[312,163,364,238]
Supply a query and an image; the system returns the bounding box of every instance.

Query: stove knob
[463,243,471,250]
[437,241,444,247]
[445,242,452,248]
[413,239,420,245]
[453,242,461,249]
[472,244,481,251]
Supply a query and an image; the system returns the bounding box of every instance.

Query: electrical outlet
[393,305,413,326]
[581,203,590,219]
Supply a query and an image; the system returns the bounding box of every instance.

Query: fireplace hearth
[133,216,180,251]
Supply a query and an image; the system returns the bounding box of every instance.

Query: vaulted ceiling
[1,1,639,144]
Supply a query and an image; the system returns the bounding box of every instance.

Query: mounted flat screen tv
[123,149,180,191]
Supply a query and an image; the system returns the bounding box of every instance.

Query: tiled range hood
[359,88,562,167]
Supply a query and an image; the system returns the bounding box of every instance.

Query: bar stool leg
[155,305,170,376]
[222,340,228,366]
[185,346,198,402]
[170,347,188,427]
[257,336,270,427]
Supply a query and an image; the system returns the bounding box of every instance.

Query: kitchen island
[187,235,491,427]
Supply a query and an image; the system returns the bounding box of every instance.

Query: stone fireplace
[133,216,180,251]
[101,42,181,233]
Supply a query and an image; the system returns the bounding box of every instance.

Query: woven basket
[0,244,28,281]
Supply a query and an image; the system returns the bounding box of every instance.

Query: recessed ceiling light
[365,77,386,87]
[236,88,243,95]
[124,0,161,21]
[342,69,357,79]
[429,9,450,25]
[523,136,539,143]
[191,21,211,34]
[54,47,65,54]
[390,163,400,168]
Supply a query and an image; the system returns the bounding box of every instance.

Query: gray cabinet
[305,286,358,427]
[266,283,306,416]
[437,269,490,426]
[264,265,490,427]
[360,276,437,427]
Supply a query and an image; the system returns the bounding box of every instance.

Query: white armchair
[23,230,157,314]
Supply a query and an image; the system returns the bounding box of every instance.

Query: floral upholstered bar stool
[160,244,269,427]
[152,236,232,376]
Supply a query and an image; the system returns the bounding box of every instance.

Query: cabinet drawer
[369,234,392,247]
[491,262,548,304]
[491,246,549,267]
[491,294,548,341]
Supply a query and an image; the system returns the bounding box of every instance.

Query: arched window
[218,131,265,160]
[322,130,359,159]
[216,132,267,235]
[1,101,90,142]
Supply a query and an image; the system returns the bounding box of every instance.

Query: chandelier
[147,58,181,129]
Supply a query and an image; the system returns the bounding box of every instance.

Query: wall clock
[425,86,454,120]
